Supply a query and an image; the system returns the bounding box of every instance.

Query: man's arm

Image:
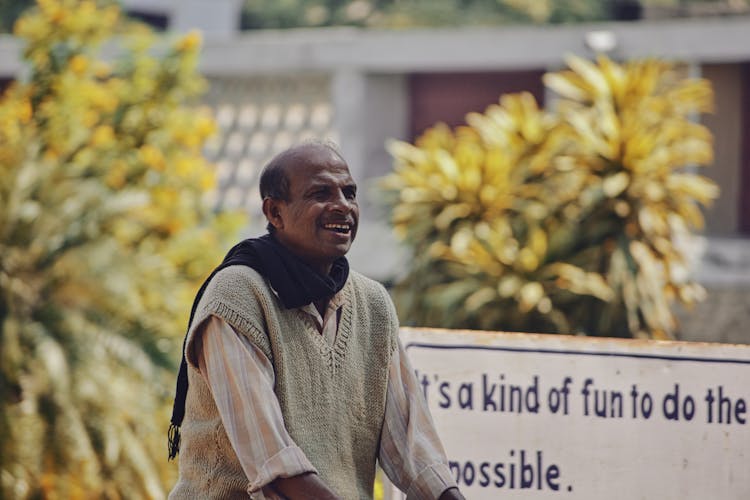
[270,472,341,499]
[438,487,465,500]
[196,315,340,499]
[378,339,464,499]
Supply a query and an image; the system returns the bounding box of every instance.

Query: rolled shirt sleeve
[195,315,318,498]
[379,339,458,499]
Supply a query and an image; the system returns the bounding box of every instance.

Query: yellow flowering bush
[0,1,244,498]
[382,55,717,339]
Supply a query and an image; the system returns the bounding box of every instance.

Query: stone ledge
[694,236,750,287]
[676,236,750,344]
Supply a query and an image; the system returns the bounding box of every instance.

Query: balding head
[259,141,345,202]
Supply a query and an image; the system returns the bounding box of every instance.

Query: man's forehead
[300,162,353,180]
[286,148,353,184]
[290,167,356,195]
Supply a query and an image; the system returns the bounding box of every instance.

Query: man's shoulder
[212,264,267,288]
[202,265,273,306]
[347,269,397,314]
[347,269,388,295]
[345,270,399,341]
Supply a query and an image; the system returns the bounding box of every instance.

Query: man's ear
[262,197,284,231]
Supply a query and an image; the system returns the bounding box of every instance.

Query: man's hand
[270,472,342,499]
[438,486,466,500]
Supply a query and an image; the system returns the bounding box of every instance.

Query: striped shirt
[194,290,456,499]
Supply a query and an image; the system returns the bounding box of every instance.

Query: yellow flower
[30,51,50,67]
[13,16,29,36]
[139,144,166,171]
[174,157,195,177]
[83,109,99,128]
[200,170,217,190]
[36,0,56,12]
[88,85,118,113]
[194,113,217,138]
[373,478,384,500]
[176,129,200,149]
[90,125,115,147]
[104,168,125,189]
[69,54,88,75]
[38,0,67,26]
[104,160,128,189]
[153,186,178,206]
[164,218,183,235]
[176,30,202,52]
[43,148,60,163]
[79,0,97,19]
[101,4,121,27]
[17,99,33,124]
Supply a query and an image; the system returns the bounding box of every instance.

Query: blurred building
[1,1,748,341]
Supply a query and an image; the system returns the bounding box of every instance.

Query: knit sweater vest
[168,265,398,500]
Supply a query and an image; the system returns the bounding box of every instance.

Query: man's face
[265,147,359,275]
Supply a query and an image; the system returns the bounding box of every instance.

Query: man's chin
[332,241,353,257]
[321,231,354,253]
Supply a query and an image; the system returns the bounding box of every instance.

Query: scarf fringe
[168,423,181,460]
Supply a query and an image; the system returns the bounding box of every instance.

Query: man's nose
[329,190,353,212]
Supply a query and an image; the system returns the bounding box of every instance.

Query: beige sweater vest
[169,265,398,500]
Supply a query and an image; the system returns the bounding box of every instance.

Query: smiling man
[168,141,463,500]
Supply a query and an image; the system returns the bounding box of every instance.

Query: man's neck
[269,234,334,276]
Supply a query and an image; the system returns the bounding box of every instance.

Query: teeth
[324,223,350,232]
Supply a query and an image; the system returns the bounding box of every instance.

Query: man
[168,141,463,499]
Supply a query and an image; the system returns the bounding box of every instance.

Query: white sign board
[397,327,750,500]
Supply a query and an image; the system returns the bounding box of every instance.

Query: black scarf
[168,233,349,460]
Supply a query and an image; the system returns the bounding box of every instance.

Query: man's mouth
[323,223,352,234]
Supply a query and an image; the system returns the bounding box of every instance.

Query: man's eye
[344,189,357,200]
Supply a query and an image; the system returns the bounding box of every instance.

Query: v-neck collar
[299,290,344,345]
[295,278,353,371]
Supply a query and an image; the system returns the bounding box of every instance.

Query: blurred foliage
[240,0,745,29]
[381,55,717,339]
[240,0,609,29]
[1,0,748,32]
[0,0,244,498]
